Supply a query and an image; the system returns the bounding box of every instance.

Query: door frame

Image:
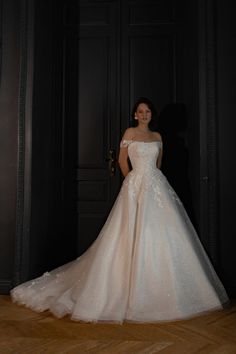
[198,0,220,267]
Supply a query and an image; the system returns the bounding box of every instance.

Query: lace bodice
[120,140,162,174]
[120,139,182,207]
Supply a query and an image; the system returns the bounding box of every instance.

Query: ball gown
[11,139,229,324]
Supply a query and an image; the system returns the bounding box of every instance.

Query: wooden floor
[0,296,236,354]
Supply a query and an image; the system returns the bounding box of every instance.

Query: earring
[134,116,138,120]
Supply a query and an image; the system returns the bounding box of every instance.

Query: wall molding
[14,0,34,286]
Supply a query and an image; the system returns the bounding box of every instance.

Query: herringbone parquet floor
[0,296,235,354]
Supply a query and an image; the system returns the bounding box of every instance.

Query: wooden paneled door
[64,0,190,256]
[76,0,121,255]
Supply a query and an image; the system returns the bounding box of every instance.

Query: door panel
[77,0,120,255]
[130,35,175,109]
[78,37,109,167]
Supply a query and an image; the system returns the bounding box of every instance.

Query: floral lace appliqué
[168,187,183,205]
[121,169,165,208]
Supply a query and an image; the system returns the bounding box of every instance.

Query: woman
[11,97,229,324]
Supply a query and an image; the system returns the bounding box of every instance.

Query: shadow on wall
[158,103,197,230]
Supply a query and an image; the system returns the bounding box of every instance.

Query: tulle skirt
[11,168,229,323]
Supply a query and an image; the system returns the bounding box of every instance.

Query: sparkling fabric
[11,140,229,323]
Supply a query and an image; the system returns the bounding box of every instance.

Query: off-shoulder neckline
[123,139,162,144]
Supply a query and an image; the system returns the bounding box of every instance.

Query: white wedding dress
[11,140,229,323]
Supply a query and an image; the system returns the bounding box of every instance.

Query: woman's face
[135,103,152,125]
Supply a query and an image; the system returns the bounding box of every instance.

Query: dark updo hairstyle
[131,97,158,131]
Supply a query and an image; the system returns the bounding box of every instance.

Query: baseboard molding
[0,280,12,294]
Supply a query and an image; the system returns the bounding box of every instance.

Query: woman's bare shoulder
[122,127,135,140]
[152,131,162,141]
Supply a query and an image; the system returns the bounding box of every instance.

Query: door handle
[105,149,117,177]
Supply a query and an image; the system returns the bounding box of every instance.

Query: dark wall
[217,0,236,295]
[0,0,20,293]
[0,0,77,292]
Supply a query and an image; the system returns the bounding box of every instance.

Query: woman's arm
[118,128,133,177]
[118,148,130,177]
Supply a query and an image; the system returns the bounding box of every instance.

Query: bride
[11,97,229,324]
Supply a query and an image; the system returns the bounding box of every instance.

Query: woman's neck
[136,124,150,133]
